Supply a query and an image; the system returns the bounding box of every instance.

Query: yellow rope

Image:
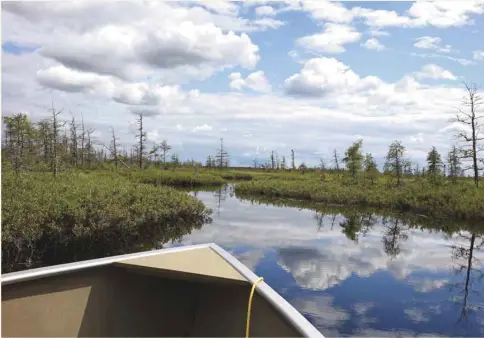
[246,277,264,338]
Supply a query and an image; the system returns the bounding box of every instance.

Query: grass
[1,171,212,273]
[235,173,484,221]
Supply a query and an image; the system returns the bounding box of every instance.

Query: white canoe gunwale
[1,243,324,338]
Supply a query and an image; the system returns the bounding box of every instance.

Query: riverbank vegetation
[1,171,212,273]
[235,174,484,221]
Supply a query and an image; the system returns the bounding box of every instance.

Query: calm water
[167,184,484,337]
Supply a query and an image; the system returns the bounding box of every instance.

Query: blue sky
[2,1,484,167]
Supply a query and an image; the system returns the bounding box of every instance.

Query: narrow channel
[166,184,484,337]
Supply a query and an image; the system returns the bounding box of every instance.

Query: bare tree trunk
[452,83,483,188]
[51,102,63,178]
[86,128,95,168]
[333,149,340,170]
[111,127,119,170]
[80,113,85,167]
[70,116,78,167]
[215,138,228,168]
[136,113,146,169]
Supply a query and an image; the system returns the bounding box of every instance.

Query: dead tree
[38,120,52,165]
[110,127,119,169]
[69,115,78,167]
[51,102,64,177]
[80,113,86,167]
[451,83,483,187]
[333,149,340,171]
[86,128,95,168]
[136,113,147,169]
[215,138,229,168]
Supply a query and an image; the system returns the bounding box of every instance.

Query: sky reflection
[167,185,484,337]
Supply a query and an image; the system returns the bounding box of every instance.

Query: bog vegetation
[1,83,483,271]
[1,171,212,273]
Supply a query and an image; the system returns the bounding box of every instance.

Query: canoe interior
[1,247,303,337]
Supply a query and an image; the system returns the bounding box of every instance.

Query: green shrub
[1,171,212,273]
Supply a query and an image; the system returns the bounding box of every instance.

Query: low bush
[1,171,212,272]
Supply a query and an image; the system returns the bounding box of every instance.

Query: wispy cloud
[414,36,453,53]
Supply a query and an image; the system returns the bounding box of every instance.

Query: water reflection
[172,184,484,337]
[339,211,376,243]
[213,184,229,215]
[382,218,409,258]
[450,232,484,323]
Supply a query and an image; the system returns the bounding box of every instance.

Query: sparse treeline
[247,140,468,182]
[1,109,208,174]
[2,109,472,183]
[244,83,483,187]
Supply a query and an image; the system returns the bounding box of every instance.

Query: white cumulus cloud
[3,1,262,84]
[407,0,484,28]
[284,57,382,97]
[282,0,484,29]
[229,71,271,93]
[413,64,457,81]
